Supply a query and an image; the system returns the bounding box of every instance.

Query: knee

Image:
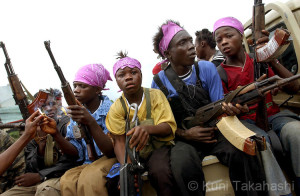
[149,160,170,179]
[35,186,57,196]
[171,142,200,165]
[60,172,68,187]
[281,121,300,142]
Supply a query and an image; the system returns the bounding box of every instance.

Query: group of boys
[0,16,300,196]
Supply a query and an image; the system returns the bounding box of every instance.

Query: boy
[151,20,267,196]
[213,16,299,195]
[106,52,177,196]
[57,64,116,196]
[2,89,75,196]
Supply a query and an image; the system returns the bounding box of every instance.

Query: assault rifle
[44,40,97,161]
[251,0,290,131]
[120,103,144,196]
[182,74,300,129]
[0,122,25,129]
[0,41,30,120]
[252,0,268,80]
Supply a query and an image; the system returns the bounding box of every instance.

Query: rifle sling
[120,88,151,163]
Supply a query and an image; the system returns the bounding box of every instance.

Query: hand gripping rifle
[120,103,144,196]
[182,74,300,155]
[0,41,30,120]
[44,40,97,161]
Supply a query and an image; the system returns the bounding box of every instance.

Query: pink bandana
[213,17,244,35]
[113,57,141,77]
[74,64,112,90]
[159,21,184,57]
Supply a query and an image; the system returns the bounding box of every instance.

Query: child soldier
[151,20,267,196]
[213,16,300,195]
[1,89,76,196]
[105,52,177,196]
[57,64,117,196]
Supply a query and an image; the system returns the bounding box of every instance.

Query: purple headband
[74,64,112,90]
[113,57,141,77]
[213,17,244,35]
[159,21,184,57]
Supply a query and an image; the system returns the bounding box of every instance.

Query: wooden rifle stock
[0,41,30,121]
[183,74,300,129]
[44,40,97,161]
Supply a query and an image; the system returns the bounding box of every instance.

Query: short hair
[152,20,183,58]
[195,28,216,49]
[115,50,128,60]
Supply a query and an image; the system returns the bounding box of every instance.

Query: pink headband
[113,57,141,77]
[74,64,112,90]
[213,17,244,35]
[159,21,184,57]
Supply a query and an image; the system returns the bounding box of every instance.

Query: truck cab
[243,0,300,114]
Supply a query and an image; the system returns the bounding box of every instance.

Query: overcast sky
[0,0,288,103]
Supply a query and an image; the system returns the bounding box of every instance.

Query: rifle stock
[44,40,97,161]
[183,74,300,129]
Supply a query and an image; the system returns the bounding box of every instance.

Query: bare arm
[113,134,126,165]
[269,60,300,94]
[67,105,114,158]
[0,111,43,175]
[40,116,79,158]
[127,122,172,151]
[87,119,114,158]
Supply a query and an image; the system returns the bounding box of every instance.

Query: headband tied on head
[159,21,184,57]
[74,64,112,90]
[113,57,141,77]
[213,17,244,35]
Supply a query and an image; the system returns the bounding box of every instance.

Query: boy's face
[214,27,243,57]
[166,30,196,67]
[41,95,58,120]
[115,67,142,95]
[73,81,100,104]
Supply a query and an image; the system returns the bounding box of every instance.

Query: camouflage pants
[1,178,60,196]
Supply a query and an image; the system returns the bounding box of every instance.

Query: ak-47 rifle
[44,40,97,161]
[252,0,290,131]
[0,41,30,120]
[252,0,268,80]
[183,74,300,129]
[183,74,300,155]
[120,103,144,196]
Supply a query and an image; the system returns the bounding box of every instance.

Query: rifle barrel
[262,74,300,93]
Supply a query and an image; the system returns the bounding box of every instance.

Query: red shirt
[221,53,280,121]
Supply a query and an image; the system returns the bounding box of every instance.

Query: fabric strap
[44,134,54,167]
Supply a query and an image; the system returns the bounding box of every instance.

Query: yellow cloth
[106,88,176,142]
